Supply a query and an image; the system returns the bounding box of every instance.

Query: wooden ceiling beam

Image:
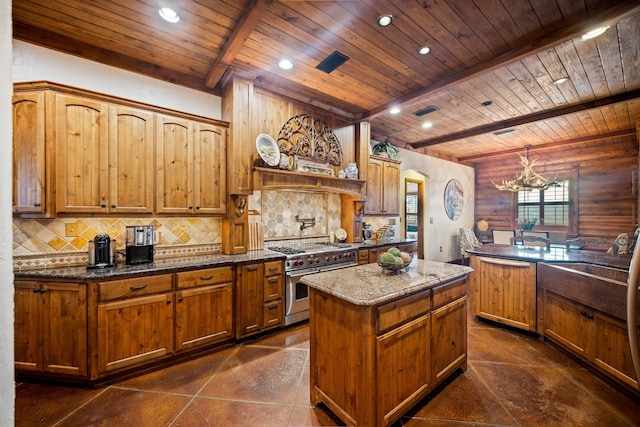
[458,129,637,163]
[359,1,640,121]
[409,89,640,149]
[205,0,273,89]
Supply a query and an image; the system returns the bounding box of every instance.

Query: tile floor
[15,315,640,426]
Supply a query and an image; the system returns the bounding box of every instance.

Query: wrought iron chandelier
[492,145,560,192]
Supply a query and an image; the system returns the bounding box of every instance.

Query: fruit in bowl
[377,248,413,271]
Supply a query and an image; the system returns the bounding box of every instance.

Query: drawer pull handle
[200,275,213,280]
[129,285,147,291]
[268,278,279,283]
[268,267,279,272]
[178,297,183,302]
[247,266,258,271]
[266,304,278,309]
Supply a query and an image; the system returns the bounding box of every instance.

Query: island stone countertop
[301,259,473,306]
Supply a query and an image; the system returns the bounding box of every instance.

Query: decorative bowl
[377,257,413,272]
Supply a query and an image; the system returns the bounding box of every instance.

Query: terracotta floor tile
[56,387,191,427]
[198,346,308,404]
[473,362,635,426]
[247,322,310,349]
[287,405,349,426]
[114,346,237,395]
[15,382,105,427]
[173,397,291,426]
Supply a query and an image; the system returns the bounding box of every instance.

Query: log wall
[473,135,638,240]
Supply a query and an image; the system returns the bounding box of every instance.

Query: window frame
[511,167,578,235]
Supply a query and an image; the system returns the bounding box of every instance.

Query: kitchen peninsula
[302,260,473,427]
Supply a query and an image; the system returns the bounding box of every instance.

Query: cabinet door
[175,284,233,351]
[475,257,537,331]
[97,293,174,373]
[108,105,154,213]
[156,114,194,214]
[365,158,383,214]
[13,92,47,214]
[593,312,639,389]
[432,297,467,384]
[382,160,400,215]
[543,291,593,359]
[14,281,88,377]
[193,122,226,214]
[236,263,264,338]
[55,94,109,213]
[376,314,431,424]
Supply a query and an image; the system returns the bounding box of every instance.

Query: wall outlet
[65,222,78,237]
[430,217,434,224]
[439,246,443,252]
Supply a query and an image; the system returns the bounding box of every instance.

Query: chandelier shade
[492,145,560,192]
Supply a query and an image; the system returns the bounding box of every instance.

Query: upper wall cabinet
[156,115,227,214]
[365,156,400,215]
[55,95,155,214]
[12,91,51,215]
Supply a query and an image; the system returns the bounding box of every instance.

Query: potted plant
[517,218,537,231]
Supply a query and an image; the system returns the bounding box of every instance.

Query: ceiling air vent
[316,51,350,74]
[413,106,439,117]
[493,128,516,136]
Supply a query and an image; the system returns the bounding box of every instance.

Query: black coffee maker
[125,225,155,265]
[87,234,116,269]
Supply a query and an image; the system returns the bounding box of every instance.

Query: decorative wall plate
[444,179,464,221]
[256,134,280,166]
[335,228,347,241]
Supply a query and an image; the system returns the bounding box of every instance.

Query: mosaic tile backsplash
[14,190,398,270]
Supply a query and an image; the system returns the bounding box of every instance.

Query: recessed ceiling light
[159,7,180,23]
[422,122,433,129]
[580,26,610,40]
[279,59,293,70]
[390,107,400,114]
[418,46,431,55]
[553,77,570,85]
[377,14,393,27]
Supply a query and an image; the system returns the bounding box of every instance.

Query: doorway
[405,179,424,259]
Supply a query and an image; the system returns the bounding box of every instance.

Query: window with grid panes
[517,180,570,227]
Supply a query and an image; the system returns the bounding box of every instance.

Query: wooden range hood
[253,167,365,197]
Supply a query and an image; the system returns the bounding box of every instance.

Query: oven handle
[286,262,357,278]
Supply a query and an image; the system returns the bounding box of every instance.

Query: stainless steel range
[268,242,358,325]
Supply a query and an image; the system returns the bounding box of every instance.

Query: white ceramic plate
[335,228,347,241]
[256,134,280,167]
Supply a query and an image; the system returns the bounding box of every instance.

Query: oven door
[285,268,316,326]
[285,262,357,326]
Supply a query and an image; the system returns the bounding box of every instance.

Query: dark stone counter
[468,243,630,270]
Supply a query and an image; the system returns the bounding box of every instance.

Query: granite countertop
[301,259,473,306]
[469,244,631,270]
[14,250,286,281]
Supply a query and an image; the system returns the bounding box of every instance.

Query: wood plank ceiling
[12,0,640,165]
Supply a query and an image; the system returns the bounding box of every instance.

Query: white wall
[13,40,222,120]
[398,147,475,262]
[1,1,15,425]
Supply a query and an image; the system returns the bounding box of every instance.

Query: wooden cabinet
[12,91,52,215]
[357,249,370,264]
[156,115,227,214]
[14,281,88,377]
[97,274,174,374]
[310,276,468,426]
[469,255,537,332]
[543,290,639,390]
[236,260,284,338]
[55,95,155,213]
[365,156,400,215]
[175,267,234,351]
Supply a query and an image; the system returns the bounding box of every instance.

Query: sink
[538,262,638,323]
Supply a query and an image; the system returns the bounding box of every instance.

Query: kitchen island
[301,260,473,427]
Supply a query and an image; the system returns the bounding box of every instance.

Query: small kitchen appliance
[87,234,116,269]
[125,225,155,265]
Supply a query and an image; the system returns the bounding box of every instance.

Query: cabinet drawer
[264,260,283,276]
[264,275,283,301]
[376,288,431,334]
[263,300,283,329]
[433,278,467,309]
[99,274,173,302]
[176,266,233,289]
[357,250,370,264]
